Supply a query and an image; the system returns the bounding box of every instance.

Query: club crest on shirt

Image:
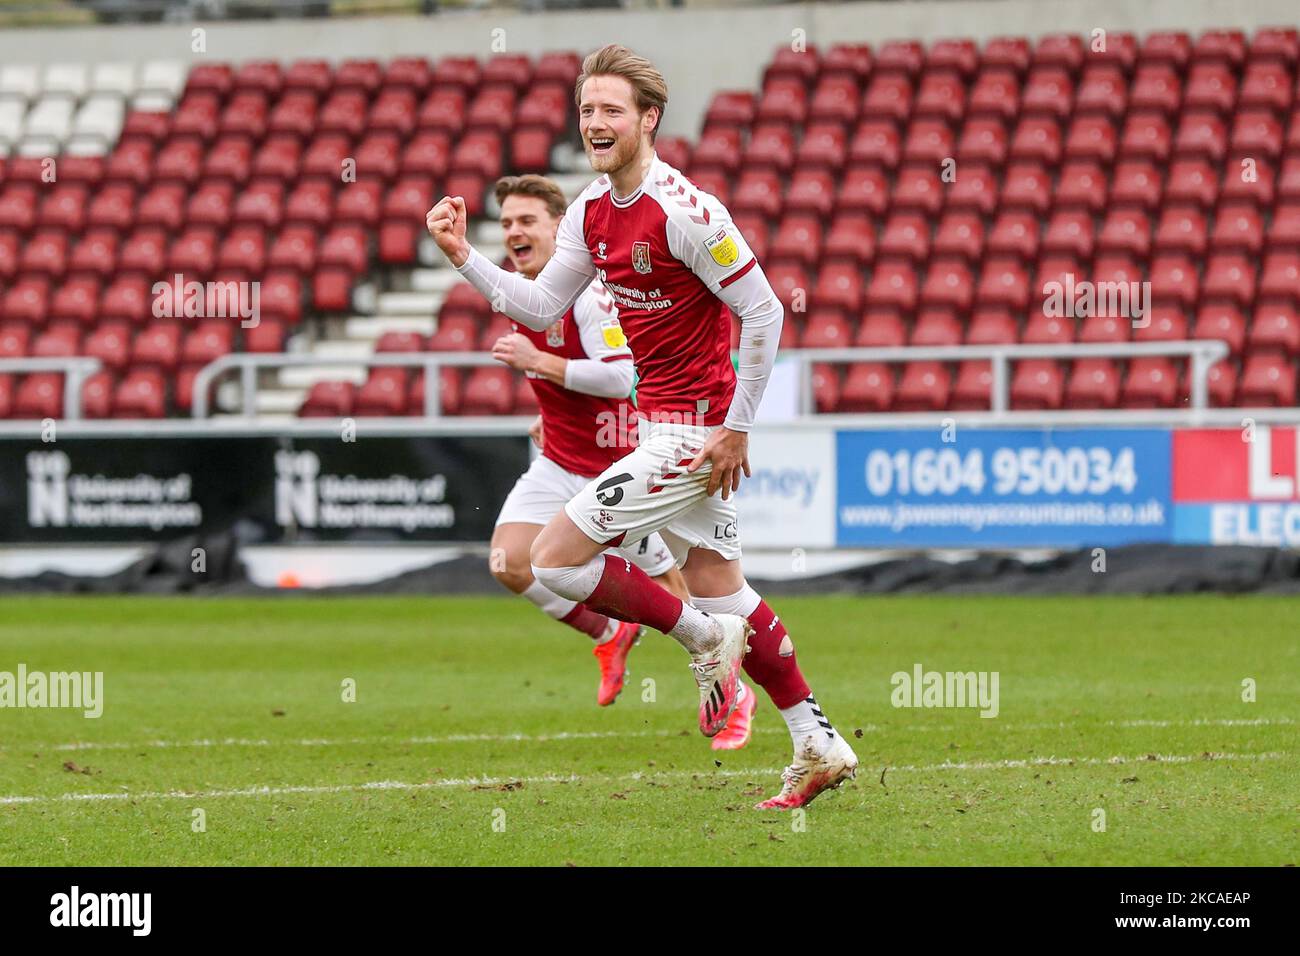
[632,241,653,274]
[545,319,565,347]
[704,227,739,267]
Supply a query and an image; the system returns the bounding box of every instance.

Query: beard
[586,130,641,175]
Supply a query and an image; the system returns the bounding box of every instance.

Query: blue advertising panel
[836,428,1173,548]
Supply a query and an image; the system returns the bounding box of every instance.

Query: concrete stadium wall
[1,0,1297,139]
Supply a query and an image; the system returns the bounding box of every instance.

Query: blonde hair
[494,174,568,220]
[574,44,668,142]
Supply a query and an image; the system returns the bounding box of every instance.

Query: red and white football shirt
[552,157,758,428]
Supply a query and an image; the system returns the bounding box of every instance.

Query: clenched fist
[425,195,470,268]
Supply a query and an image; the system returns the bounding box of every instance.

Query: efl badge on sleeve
[601,316,627,349]
[546,319,565,347]
[704,227,739,268]
[632,241,653,275]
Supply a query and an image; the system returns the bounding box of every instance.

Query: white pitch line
[15,716,1295,754]
[0,751,1287,806]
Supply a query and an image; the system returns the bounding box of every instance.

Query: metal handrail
[791,341,1231,416]
[192,341,1232,421]
[0,357,103,421]
[190,352,504,419]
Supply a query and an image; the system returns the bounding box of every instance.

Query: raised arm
[426,194,597,332]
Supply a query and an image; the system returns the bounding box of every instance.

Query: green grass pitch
[0,595,1295,866]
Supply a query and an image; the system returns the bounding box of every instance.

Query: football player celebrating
[428,46,851,807]
[485,174,756,749]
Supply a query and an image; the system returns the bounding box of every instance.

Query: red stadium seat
[866,260,919,314]
[428,316,478,352]
[253,135,303,182]
[809,75,860,125]
[300,381,356,418]
[221,91,268,140]
[891,166,942,216]
[957,117,1008,167]
[861,74,912,124]
[269,225,318,274]
[810,363,842,413]
[1075,65,1127,118]
[155,137,205,185]
[354,368,410,417]
[822,214,874,266]
[1123,357,1180,408]
[837,166,888,217]
[1032,33,1085,72]
[966,308,1018,345]
[839,363,893,412]
[848,121,901,171]
[85,184,136,233]
[68,229,118,280]
[49,277,100,327]
[181,321,233,367]
[914,72,965,123]
[1042,209,1094,260]
[1022,65,1073,118]
[894,361,950,411]
[785,168,835,217]
[268,92,318,140]
[1194,303,1247,354]
[232,180,284,231]
[1097,208,1151,260]
[81,371,115,420]
[951,360,994,410]
[968,68,1020,121]
[132,321,182,373]
[1201,253,1256,307]
[1211,204,1265,254]
[1134,305,1189,343]
[1149,254,1200,310]
[1022,312,1075,345]
[1011,359,1065,410]
[187,181,234,231]
[878,212,930,261]
[976,258,1030,310]
[855,310,906,348]
[13,373,64,419]
[1066,359,1121,409]
[986,210,1040,261]
[1109,160,1162,211]
[945,164,998,215]
[1184,62,1237,113]
[1119,113,1172,162]
[285,181,334,229]
[460,367,516,416]
[769,213,823,267]
[260,272,304,325]
[933,211,985,261]
[1065,115,1117,165]
[205,136,254,183]
[748,125,796,173]
[1237,354,1296,405]
[1248,303,1300,355]
[800,310,853,349]
[909,309,963,347]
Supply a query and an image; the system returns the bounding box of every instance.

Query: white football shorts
[497,453,677,576]
[563,418,741,563]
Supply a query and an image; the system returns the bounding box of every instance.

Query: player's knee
[488,546,532,593]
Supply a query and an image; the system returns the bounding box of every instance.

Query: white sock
[593,619,618,644]
[780,694,837,754]
[520,580,577,620]
[668,603,719,655]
